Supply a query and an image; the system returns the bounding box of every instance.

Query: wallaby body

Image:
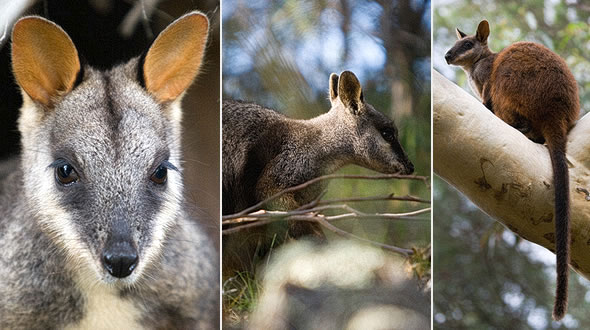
[222,71,414,270]
[223,71,414,215]
[445,20,579,320]
[0,13,218,328]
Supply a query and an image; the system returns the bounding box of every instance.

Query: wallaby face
[328,71,414,175]
[12,13,208,286]
[444,20,490,67]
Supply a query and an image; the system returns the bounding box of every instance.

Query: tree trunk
[433,70,590,279]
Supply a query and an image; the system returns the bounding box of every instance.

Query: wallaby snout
[389,154,413,175]
[102,238,138,278]
[444,52,452,64]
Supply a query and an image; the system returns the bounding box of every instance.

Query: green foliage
[222,270,262,326]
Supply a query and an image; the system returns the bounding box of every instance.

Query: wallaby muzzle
[444,52,453,64]
[102,219,138,279]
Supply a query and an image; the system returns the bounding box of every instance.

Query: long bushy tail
[546,133,570,321]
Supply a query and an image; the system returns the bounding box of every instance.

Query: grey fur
[222,71,414,215]
[0,15,218,329]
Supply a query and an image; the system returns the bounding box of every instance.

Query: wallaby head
[445,20,491,67]
[327,71,414,175]
[11,12,208,286]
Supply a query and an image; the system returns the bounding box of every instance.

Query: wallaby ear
[11,16,81,107]
[455,28,467,39]
[329,73,339,104]
[142,12,209,103]
[476,20,489,43]
[338,71,364,114]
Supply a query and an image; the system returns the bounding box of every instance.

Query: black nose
[444,52,452,64]
[102,241,138,278]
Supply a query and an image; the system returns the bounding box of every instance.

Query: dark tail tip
[553,246,569,321]
[553,296,567,320]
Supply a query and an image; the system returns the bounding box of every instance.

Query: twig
[222,173,430,258]
[317,194,430,205]
[222,219,275,235]
[222,207,431,237]
[222,213,416,257]
[324,207,431,221]
[222,206,431,225]
[223,173,429,220]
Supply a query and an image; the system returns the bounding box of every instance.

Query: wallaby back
[446,20,579,320]
[0,12,218,328]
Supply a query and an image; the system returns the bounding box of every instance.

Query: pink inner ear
[143,13,209,103]
[11,17,80,107]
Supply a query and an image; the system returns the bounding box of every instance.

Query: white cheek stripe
[138,164,184,273]
[25,148,100,283]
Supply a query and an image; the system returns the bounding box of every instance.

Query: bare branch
[222,206,431,225]
[223,173,429,220]
[433,70,590,279]
[318,194,430,205]
[222,172,430,257]
[222,212,418,257]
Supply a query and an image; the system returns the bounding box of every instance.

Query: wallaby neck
[288,110,356,175]
[463,50,496,99]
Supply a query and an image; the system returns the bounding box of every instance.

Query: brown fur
[446,20,579,320]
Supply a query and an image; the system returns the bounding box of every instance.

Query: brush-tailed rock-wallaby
[0,12,218,328]
[445,20,580,320]
[222,71,414,270]
[223,71,414,214]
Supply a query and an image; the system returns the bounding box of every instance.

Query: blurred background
[434,1,590,328]
[0,0,220,242]
[223,0,431,326]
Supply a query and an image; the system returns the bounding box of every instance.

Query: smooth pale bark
[433,70,590,279]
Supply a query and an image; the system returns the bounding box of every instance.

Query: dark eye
[463,41,473,49]
[55,163,79,185]
[151,165,168,184]
[381,130,395,142]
